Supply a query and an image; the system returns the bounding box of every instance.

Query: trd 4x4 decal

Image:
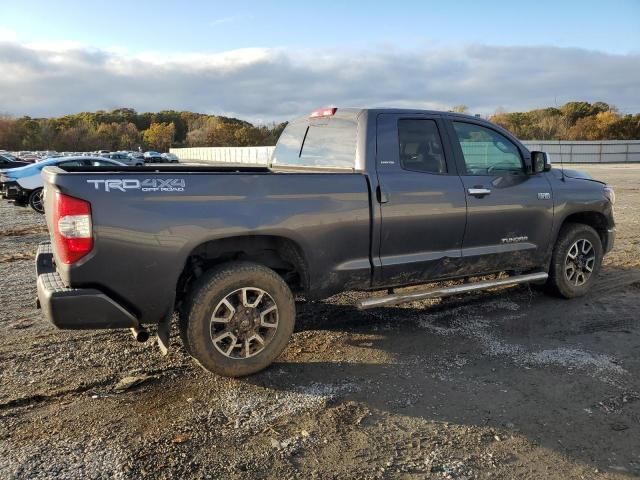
[87,178,185,192]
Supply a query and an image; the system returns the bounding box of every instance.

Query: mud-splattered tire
[548,223,603,298]
[181,262,295,377]
[29,188,44,214]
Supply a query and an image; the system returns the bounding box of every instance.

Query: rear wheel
[548,223,603,298]
[28,188,44,214]
[181,262,295,377]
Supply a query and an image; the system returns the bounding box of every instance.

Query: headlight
[603,186,616,205]
[0,174,11,183]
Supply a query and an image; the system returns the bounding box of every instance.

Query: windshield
[272,116,357,169]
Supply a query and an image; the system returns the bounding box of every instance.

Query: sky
[0,0,639,122]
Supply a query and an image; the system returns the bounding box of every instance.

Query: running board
[357,272,548,310]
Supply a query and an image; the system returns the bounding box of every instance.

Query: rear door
[446,118,554,272]
[375,113,467,285]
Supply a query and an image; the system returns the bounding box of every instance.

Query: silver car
[108,152,145,166]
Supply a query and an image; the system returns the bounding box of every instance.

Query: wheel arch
[175,234,309,307]
[557,211,610,251]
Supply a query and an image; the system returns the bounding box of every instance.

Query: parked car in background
[161,152,180,163]
[17,153,39,163]
[107,151,145,166]
[143,151,163,163]
[127,151,145,162]
[0,156,125,213]
[0,153,29,169]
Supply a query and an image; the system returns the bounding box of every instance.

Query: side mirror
[531,151,551,174]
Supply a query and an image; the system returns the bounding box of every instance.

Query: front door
[447,119,554,273]
[375,113,467,286]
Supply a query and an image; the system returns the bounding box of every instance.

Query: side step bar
[357,272,548,310]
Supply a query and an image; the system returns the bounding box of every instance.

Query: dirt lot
[1,164,639,479]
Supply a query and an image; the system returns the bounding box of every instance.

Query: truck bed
[41,165,373,324]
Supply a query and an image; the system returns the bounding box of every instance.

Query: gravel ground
[1,164,639,479]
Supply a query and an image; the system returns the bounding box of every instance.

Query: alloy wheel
[209,287,279,359]
[564,238,595,286]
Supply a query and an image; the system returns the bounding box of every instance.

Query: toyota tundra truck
[35,107,616,377]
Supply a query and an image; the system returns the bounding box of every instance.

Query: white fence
[522,141,640,163]
[169,146,275,164]
[171,141,640,165]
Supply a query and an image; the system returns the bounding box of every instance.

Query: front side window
[452,122,523,175]
[398,119,446,173]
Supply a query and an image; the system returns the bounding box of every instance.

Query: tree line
[1,102,638,152]
[0,108,286,152]
[487,102,640,140]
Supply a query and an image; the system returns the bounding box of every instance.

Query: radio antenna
[559,139,566,182]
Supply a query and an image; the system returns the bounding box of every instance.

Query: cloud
[0,39,638,122]
[209,14,250,26]
[0,27,17,42]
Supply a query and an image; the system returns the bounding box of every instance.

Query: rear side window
[398,119,446,173]
[272,117,357,168]
[452,122,523,175]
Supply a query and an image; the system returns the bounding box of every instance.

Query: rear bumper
[36,243,138,329]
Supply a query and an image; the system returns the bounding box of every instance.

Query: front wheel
[181,262,296,377]
[547,223,603,298]
[28,188,44,214]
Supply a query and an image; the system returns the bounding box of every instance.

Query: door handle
[467,188,491,197]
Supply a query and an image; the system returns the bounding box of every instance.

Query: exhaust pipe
[130,324,150,343]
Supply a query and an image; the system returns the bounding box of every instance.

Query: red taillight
[53,192,93,264]
[309,107,337,118]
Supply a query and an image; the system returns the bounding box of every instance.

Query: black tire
[181,261,295,377]
[28,188,44,214]
[548,223,603,298]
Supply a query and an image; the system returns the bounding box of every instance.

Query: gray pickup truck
[36,108,616,377]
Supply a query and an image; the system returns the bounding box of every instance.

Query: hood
[551,167,605,184]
